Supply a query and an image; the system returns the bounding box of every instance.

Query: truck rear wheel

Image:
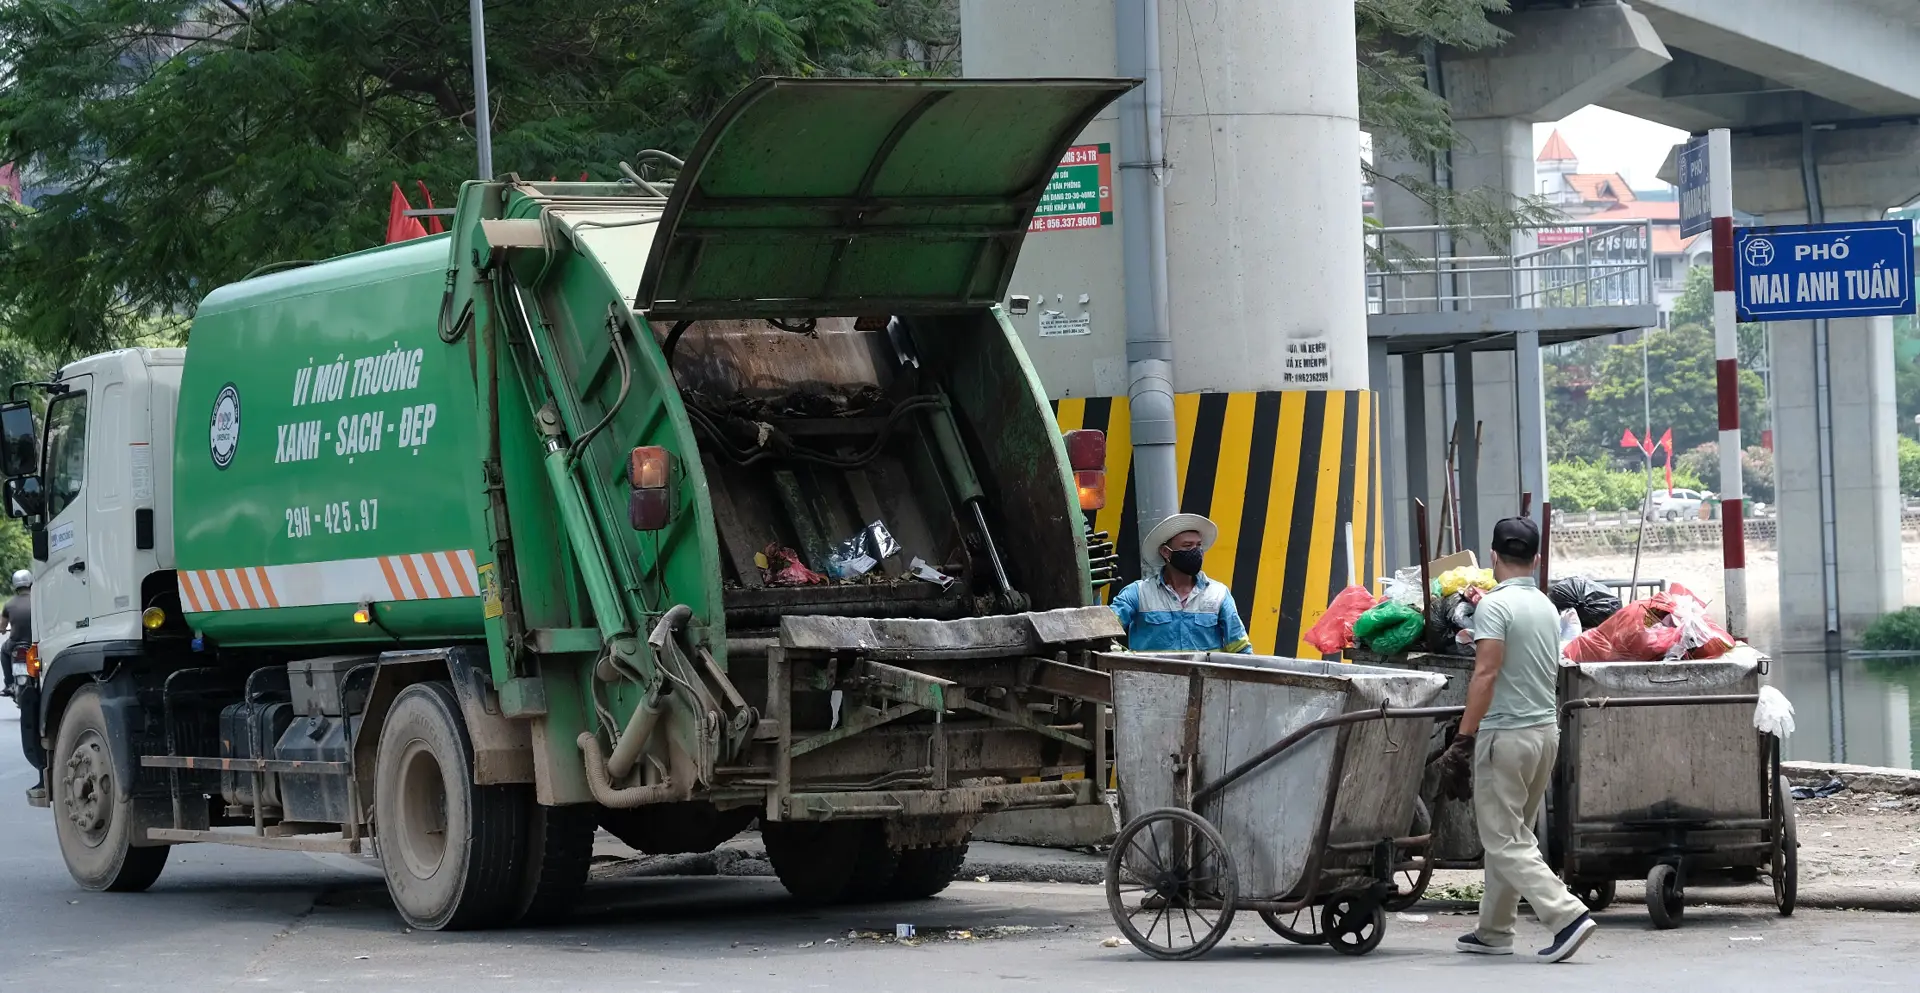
[512,801,596,925]
[887,842,969,899]
[375,682,526,930]
[762,820,896,904]
[52,685,170,892]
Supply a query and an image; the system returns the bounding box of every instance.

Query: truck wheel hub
[62,732,112,843]
[393,739,450,879]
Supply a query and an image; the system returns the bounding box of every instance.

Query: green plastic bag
[1353,600,1424,655]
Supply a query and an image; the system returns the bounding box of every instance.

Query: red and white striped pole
[1708,128,1745,638]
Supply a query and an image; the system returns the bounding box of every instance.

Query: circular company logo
[209,383,241,469]
[1743,238,1776,268]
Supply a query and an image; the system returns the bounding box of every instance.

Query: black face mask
[1166,547,1205,577]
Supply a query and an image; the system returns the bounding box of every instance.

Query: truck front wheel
[52,685,170,892]
[375,682,526,930]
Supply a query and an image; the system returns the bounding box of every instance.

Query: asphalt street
[5,698,1917,992]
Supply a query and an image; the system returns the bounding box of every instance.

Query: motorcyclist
[1,569,29,698]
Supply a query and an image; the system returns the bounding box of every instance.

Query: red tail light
[1064,429,1106,472]
[628,446,672,489]
[629,489,672,531]
[1076,470,1107,512]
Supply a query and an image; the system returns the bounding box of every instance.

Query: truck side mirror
[3,475,42,519]
[0,401,38,478]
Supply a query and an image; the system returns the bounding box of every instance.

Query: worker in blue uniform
[1109,513,1254,654]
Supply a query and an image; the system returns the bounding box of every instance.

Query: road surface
[4,699,1915,992]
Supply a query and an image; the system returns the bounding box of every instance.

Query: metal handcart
[1552,647,1797,928]
[1101,652,1462,960]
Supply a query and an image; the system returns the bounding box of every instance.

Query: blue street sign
[1677,134,1711,238]
[1734,220,1915,322]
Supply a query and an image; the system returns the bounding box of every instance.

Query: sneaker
[1455,933,1513,955]
[1536,914,1596,963]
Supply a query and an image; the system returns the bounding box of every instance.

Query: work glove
[1431,733,1476,803]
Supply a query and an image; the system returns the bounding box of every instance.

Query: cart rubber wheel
[1646,863,1684,929]
[1105,807,1238,960]
[1259,906,1328,945]
[1382,797,1434,912]
[1571,878,1616,912]
[1773,775,1798,916]
[1323,898,1387,956]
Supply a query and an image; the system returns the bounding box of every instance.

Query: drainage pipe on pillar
[1117,0,1178,573]
[1801,119,1846,762]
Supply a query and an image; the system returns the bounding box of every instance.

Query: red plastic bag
[1564,601,1668,662]
[1305,585,1380,654]
[761,544,827,586]
[1662,582,1736,659]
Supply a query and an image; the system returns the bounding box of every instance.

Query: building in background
[1535,129,1707,329]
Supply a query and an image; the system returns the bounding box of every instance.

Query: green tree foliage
[0,518,29,578]
[1900,436,1920,497]
[1861,607,1920,653]
[1358,0,1559,265]
[1545,267,1769,462]
[1674,441,1775,503]
[1547,458,1704,513]
[0,0,951,353]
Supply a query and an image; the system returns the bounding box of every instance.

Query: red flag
[1621,428,1641,451]
[385,182,428,244]
[1665,449,1674,493]
[414,181,444,234]
[1658,429,1673,456]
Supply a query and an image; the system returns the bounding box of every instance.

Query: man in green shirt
[1432,516,1595,963]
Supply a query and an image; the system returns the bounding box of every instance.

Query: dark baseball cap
[1491,517,1540,559]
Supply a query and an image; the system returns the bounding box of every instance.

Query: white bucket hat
[1144,513,1219,554]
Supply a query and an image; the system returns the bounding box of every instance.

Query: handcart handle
[1560,693,1758,716]
[1192,703,1466,807]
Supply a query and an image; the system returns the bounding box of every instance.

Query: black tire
[1105,807,1237,960]
[888,842,970,899]
[375,682,527,931]
[762,820,893,905]
[1323,898,1387,956]
[1259,906,1328,945]
[1382,797,1434,912]
[1571,877,1616,912]
[1774,775,1798,917]
[51,685,170,892]
[1646,863,1684,930]
[512,801,596,925]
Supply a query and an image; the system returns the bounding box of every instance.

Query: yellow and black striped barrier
[1054,390,1383,660]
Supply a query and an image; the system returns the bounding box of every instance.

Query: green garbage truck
[0,77,1131,930]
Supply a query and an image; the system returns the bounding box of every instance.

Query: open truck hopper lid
[634,76,1138,320]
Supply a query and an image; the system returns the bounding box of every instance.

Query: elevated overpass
[1376,0,1920,651]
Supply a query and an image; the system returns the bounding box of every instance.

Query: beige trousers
[1473,724,1588,944]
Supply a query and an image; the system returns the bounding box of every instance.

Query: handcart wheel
[1382,798,1434,912]
[1322,898,1387,956]
[1259,907,1328,945]
[1570,878,1615,912]
[1105,807,1238,960]
[1646,863,1684,929]
[1773,775,1798,917]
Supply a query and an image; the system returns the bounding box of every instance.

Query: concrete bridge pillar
[1374,3,1668,561]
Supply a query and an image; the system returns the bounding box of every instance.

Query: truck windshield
[43,392,87,520]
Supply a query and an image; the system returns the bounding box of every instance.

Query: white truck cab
[4,348,184,672]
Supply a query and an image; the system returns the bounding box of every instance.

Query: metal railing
[1365,220,1654,316]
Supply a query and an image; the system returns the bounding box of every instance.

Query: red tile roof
[1537,130,1577,162]
[1565,173,1636,205]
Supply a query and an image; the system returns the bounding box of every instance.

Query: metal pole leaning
[1708,128,1746,638]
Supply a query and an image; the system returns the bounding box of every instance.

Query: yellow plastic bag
[1435,566,1495,597]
